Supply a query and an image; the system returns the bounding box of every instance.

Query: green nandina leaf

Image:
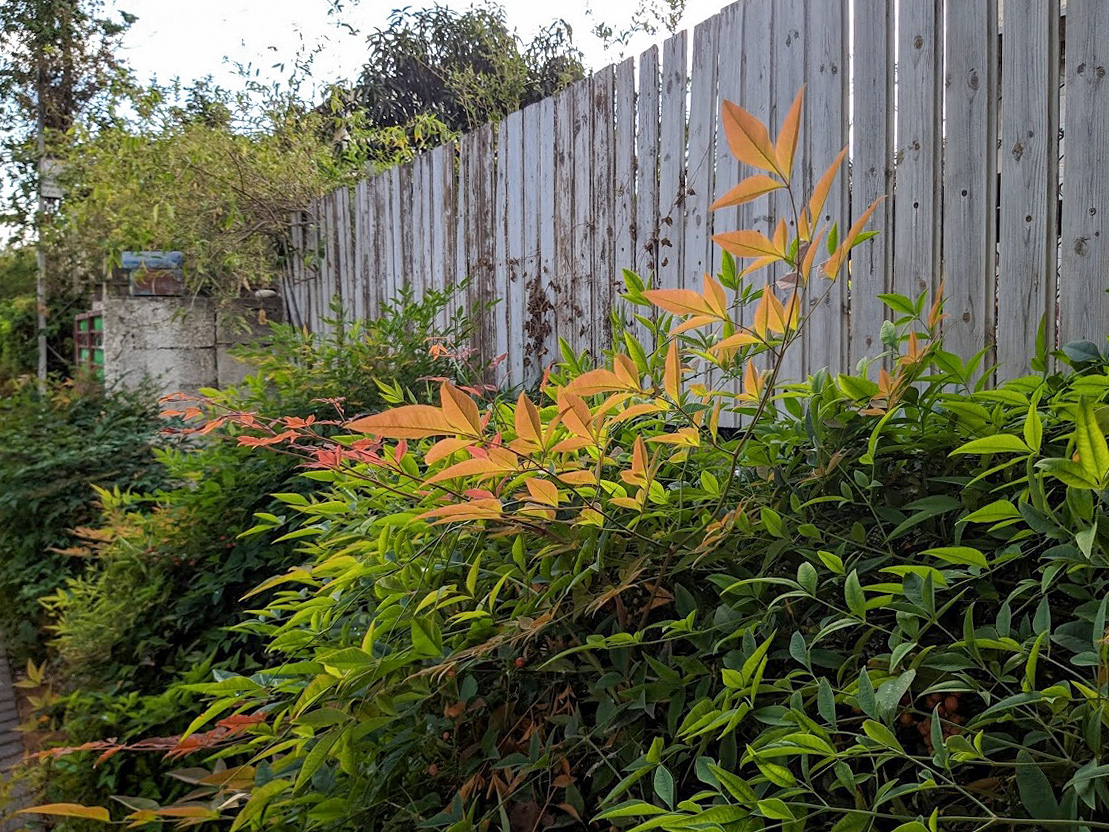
[876,670,916,720]
[595,801,670,821]
[755,799,795,821]
[1036,457,1100,489]
[921,546,987,568]
[862,720,905,754]
[797,561,818,595]
[961,500,1020,525]
[410,617,443,658]
[817,677,837,728]
[857,669,877,719]
[653,765,675,809]
[950,435,1031,456]
[1016,750,1060,819]
[844,571,866,619]
[831,812,872,832]
[1075,397,1109,482]
[1024,401,1043,452]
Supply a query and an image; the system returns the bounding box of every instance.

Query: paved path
[0,640,27,831]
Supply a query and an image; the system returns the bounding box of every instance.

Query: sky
[109,0,725,96]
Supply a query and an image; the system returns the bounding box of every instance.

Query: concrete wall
[101,295,283,398]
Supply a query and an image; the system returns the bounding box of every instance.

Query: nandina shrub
[29,90,1109,832]
[19,289,478,830]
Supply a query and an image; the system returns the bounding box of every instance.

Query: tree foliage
[348,4,584,138]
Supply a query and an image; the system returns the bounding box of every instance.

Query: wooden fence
[283,0,1107,387]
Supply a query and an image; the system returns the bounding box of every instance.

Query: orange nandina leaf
[557,392,595,440]
[807,145,848,224]
[20,804,111,822]
[740,254,781,278]
[347,405,455,439]
[671,314,720,335]
[514,393,543,447]
[824,198,883,279]
[775,85,805,182]
[646,427,701,447]
[722,99,782,175]
[703,273,728,317]
[771,219,789,260]
[754,289,788,337]
[565,368,627,396]
[784,291,801,331]
[418,499,503,525]
[441,382,481,434]
[426,437,471,465]
[153,806,221,820]
[556,469,596,486]
[664,341,682,400]
[798,207,812,241]
[800,229,825,281]
[621,436,650,486]
[711,174,784,210]
[427,447,518,484]
[712,229,780,261]
[610,401,669,424]
[739,361,767,402]
[524,478,559,506]
[711,329,762,357]
[928,278,946,329]
[643,288,713,318]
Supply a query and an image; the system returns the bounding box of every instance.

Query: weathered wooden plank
[592,65,616,357]
[431,143,455,329]
[770,0,806,384]
[339,187,358,322]
[553,85,577,361]
[388,166,403,304]
[848,0,894,362]
[286,211,305,328]
[893,0,942,303]
[658,32,687,292]
[572,78,595,358]
[422,150,437,306]
[323,193,339,327]
[1058,0,1109,346]
[614,57,637,302]
[522,103,543,383]
[998,0,1060,379]
[494,117,511,383]
[460,126,497,368]
[352,179,366,321]
[802,0,849,376]
[411,153,426,302]
[537,96,557,373]
[366,175,382,318]
[943,0,998,369]
[713,3,744,277]
[635,46,661,310]
[685,16,719,284]
[503,108,526,388]
[398,163,415,297]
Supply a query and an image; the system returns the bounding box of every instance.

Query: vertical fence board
[412,154,427,301]
[1059,0,1109,345]
[998,0,1060,378]
[522,104,543,383]
[572,78,595,357]
[849,0,894,362]
[713,3,744,277]
[803,0,849,376]
[308,200,324,333]
[465,126,497,368]
[635,46,661,293]
[494,118,511,383]
[593,66,617,357]
[658,32,688,291]
[614,57,637,307]
[771,0,806,383]
[893,0,942,303]
[942,0,998,366]
[504,109,526,388]
[370,176,385,318]
[685,16,720,283]
[387,167,402,302]
[554,87,576,360]
[537,97,557,373]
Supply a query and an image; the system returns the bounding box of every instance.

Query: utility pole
[35,55,47,389]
